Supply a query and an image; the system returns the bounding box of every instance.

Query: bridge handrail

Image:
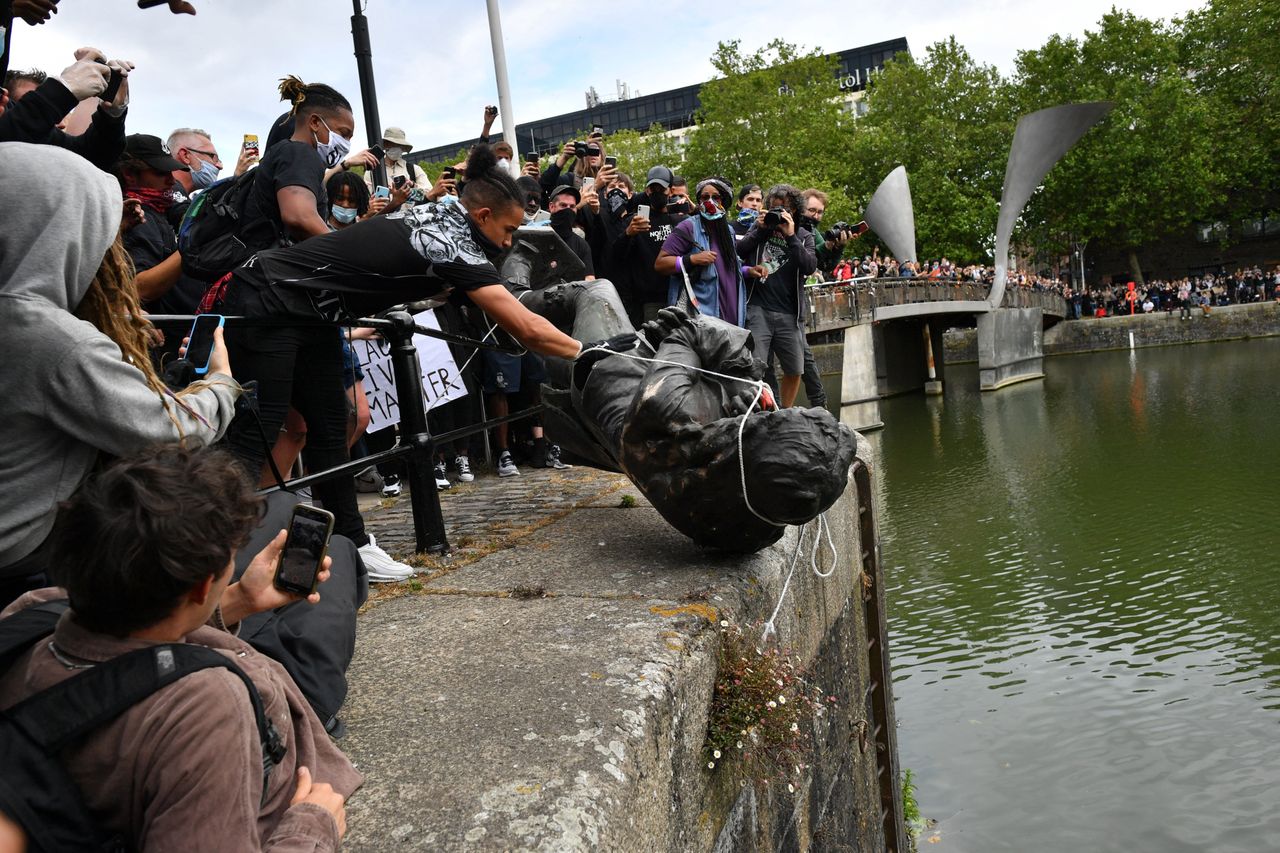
[803,278,1066,333]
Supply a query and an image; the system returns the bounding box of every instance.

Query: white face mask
[314,117,352,168]
[497,157,511,172]
[385,145,405,161]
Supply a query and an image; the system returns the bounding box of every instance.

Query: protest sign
[351,310,468,433]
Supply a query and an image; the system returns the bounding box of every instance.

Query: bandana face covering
[699,198,725,220]
[125,185,176,213]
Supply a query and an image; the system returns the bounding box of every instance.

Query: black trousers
[223,324,369,547]
[233,492,368,722]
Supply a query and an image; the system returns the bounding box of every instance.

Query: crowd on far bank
[1064,266,1280,319]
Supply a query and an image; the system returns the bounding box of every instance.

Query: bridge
[801,279,1068,432]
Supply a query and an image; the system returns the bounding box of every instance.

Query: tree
[1180,0,1280,220]
[682,39,860,226]
[847,37,1014,265]
[600,124,686,185]
[1012,11,1226,285]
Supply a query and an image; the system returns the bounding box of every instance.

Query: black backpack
[176,169,264,283]
[0,600,287,853]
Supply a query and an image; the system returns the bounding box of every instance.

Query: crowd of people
[1,6,1276,845]
[1065,268,1280,319]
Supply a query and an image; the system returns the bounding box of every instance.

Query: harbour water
[868,338,1280,851]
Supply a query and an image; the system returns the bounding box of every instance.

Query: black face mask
[798,215,819,232]
[550,207,577,235]
[646,190,668,212]
[466,215,504,262]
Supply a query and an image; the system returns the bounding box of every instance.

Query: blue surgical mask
[437,193,458,206]
[189,158,221,190]
[330,205,358,224]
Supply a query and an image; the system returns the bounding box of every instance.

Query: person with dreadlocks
[0,142,240,606]
[655,177,768,327]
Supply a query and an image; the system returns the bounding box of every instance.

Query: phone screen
[393,175,408,189]
[369,145,385,160]
[604,156,617,169]
[525,152,539,163]
[185,314,223,374]
[275,506,334,594]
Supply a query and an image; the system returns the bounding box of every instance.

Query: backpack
[0,600,287,853]
[176,169,264,283]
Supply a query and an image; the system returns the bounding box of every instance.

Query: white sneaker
[497,450,520,478]
[434,461,452,491]
[454,455,474,483]
[547,444,572,470]
[381,475,402,498]
[359,534,414,583]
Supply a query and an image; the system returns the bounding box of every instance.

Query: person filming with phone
[0,444,361,852]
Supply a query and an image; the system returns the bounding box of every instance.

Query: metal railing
[803,278,1067,333]
[148,310,539,555]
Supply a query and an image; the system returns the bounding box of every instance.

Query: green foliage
[705,621,826,787]
[848,37,1014,264]
[1012,11,1227,278]
[902,768,924,838]
[683,39,860,228]
[410,148,470,183]
[600,124,685,184]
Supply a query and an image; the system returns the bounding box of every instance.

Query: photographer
[801,188,856,279]
[0,445,360,852]
[539,131,603,198]
[736,184,817,408]
[0,47,132,169]
[603,165,688,325]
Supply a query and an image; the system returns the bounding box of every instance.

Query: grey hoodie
[0,143,240,570]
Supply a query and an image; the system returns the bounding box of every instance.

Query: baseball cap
[124,134,186,172]
[549,184,580,204]
[645,165,674,189]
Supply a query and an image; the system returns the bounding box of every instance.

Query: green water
[865,338,1280,852]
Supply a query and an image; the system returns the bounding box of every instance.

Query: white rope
[577,344,840,644]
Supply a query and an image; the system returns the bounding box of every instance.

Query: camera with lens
[763,206,786,229]
[824,221,852,243]
[573,140,589,158]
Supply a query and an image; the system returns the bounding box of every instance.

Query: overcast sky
[9,0,1201,169]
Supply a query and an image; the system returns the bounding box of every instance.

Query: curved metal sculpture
[862,165,918,265]
[989,102,1113,309]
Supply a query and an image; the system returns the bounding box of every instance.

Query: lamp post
[351,0,386,187]
[485,0,520,163]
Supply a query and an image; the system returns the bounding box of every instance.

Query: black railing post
[384,310,448,554]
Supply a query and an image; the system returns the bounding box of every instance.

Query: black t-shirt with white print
[227,199,502,321]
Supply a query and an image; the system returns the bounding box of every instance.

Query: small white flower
[713,750,721,759]
[767,700,777,710]
[778,695,787,705]
[720,620,729,628]
[736,740,743,749]
[790,722,799,733]
[707,761,715,769]
[787,783,795,793]
[777,679,784,687]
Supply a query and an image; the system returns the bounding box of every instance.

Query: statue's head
[740,407,857,526]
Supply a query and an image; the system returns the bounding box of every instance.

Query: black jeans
[223,324,369,547]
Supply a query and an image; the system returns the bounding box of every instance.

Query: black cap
[549,184,580,204]
[645,165,674,189]
[124,134,186,172]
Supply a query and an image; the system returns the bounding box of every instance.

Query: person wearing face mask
[733,183,764,239]
[167,127,258,202]
[115,133,211,315]
[602,165,687,326]
[655,177,767,328]
[363,126,433,207]
[546,186,596,278]
[238,76,357,255]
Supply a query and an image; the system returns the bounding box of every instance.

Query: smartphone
[442,166,456,179]
[273,504,335,596]
[635,204,650,220]
[604,155,617,169]
[393,175,408,189]
[243,134,259,156]
[184,314,225,375]
[93,58,123,102]
[581,176,596,192]
[851,221,870,236]
[374,185,391,199]
[592,125,604,136]
[525,151,539,163]
[369,144,385,161]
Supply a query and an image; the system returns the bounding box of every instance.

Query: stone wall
[340,438,896,851]
[942,302,1280,362]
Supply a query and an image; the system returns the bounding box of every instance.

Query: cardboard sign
[352,310,468,433]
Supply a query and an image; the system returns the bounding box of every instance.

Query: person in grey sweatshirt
[0,141,240,600]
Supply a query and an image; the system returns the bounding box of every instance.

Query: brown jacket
[0,589,362,852]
